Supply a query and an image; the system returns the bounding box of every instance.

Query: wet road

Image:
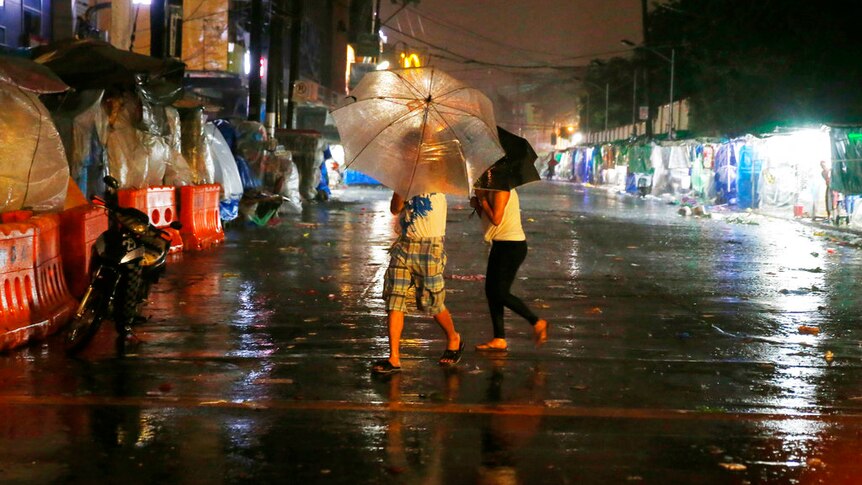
[2,182,862,484]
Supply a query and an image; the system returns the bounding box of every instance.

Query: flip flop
[475,342,508,352]
[439,340,465,366]
[371,360,402,374]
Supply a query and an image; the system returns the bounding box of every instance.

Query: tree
[648,0,862,136]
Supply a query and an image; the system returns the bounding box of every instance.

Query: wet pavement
[2,181,862,484]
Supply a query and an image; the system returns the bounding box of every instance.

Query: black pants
[485,240,538,339]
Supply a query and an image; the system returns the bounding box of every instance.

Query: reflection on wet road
[1,182,861,483]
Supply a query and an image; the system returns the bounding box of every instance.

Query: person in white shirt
[470,188,548,351]
[372,192,464,374]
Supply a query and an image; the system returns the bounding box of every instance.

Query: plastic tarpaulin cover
[180,107,215,184]
[49,89,107,179]
[0,80,70,211]
[650,145,669,196]
[105,93,149,188]
[206,123,243,202]
[163,107,194,186]
[831,127,862,195]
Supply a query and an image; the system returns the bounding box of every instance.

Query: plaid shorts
[383,237,447,315]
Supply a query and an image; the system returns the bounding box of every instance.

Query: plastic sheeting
[47,89,108,198]
[831,127,862,195]
[103,92,193,189]
[206,123,243,200]
[180,107,215,184]
[105,93,148,188]
[0,80,70,212]
[163,107,194,186]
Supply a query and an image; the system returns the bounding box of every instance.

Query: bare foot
[533,320,548,347]
[475,338,508,351]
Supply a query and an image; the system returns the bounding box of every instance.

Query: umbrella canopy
[331,67,504,199]
[474,126,540,191]
[0,54,69,93]
[34,39,184,93]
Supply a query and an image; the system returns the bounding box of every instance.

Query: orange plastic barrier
[179,184,224,250]
[0,222,38,352]
[27,214,75,341]
[119,186,183,253]
[1,210,34,224]
[146,186,183,253]
[59,204,108,298]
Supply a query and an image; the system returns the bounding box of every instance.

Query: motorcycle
[65,176,181,354]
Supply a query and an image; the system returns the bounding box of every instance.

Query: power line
[383,22,637,72]
[400,5,572,64]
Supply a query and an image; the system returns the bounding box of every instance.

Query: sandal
[533,320,548,347]
[439,340,465,366]
[372,359,402,374]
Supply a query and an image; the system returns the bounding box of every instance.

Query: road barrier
[0,213,76,352]
[29,214,75,339]
[146,187,183,253]
[59,204,108,298]
[179,184,224,250]
[118,186,183,253]
[0,222,37,351]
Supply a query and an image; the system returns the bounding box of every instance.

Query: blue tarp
[344,169,380,185]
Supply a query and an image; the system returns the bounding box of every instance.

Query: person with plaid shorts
[372,192,464,374]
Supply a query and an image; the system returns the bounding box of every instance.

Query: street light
[622,39,675,138]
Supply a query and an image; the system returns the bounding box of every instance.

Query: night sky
[379,0,644,94]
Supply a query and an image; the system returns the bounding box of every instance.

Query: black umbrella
[473,126,540,191]
[33,39,184,95]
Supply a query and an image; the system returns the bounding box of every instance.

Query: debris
[806,458,826,468]
[718,462,747,471]
[587,307,602,314]
[256,378,294,385]
[527,218,536,223]
[222,272,241,278]
[445,274,485,281]
[824,350,834,362]
[797,326,820,335]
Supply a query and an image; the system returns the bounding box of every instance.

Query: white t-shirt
[481,189,526,242]
[396,193,447,239]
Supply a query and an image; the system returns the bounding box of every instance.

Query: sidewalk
[574,181,862,242]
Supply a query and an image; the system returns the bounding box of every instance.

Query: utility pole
[640,0,652,138]
[632,69,638,135]
[248,0,263,122]
[267,0,284,132]
[285,0,304,129]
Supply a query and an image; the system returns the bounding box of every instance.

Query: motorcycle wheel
[65,288,106,354]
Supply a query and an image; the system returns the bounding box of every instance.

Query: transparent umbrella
[331,67,504,199]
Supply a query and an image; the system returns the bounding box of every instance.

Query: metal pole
[586,92,590,133]
[668,48,675,138]
[604,82,609,132]
[285,0,304,129]
[632,70,637,133]
[248,0,263,121]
